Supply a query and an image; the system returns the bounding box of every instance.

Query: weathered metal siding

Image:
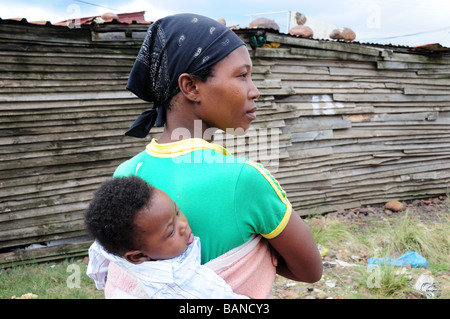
[0,20,449,265]
[0,20,153,265]
[245,31,450,215]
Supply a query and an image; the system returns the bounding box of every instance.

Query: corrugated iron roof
[411,43,450,52]
[2,11,150,27]
[54,11,150,26]
[234,26,450,52]
[1,12,449,53]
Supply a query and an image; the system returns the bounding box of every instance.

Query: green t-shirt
[113,138,291,264]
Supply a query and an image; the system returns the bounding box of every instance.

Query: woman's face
[193,45,260,134]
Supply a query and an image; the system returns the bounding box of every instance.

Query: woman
[109,13,322,298]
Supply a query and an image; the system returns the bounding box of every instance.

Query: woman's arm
[268,209,323,282]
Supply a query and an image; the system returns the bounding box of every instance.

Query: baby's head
[84,176,194,264]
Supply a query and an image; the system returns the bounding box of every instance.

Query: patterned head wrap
[125,13,246,138]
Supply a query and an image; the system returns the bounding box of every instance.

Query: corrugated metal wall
[0,20,154,265]
[0,20,449,265]
[247,32,450,215]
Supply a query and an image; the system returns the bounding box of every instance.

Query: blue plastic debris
[367,251,429,268]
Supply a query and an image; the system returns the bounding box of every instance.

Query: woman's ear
[123,250,152,264]
[178,73,200,103]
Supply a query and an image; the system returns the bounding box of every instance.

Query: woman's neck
[158,120,217,144]
[158,96,218,144]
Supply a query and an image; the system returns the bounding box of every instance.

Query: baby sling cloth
[102,235,277,299]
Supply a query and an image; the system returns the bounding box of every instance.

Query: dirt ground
[272,196,450,299]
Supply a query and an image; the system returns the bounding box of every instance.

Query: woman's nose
[249,79,260,100]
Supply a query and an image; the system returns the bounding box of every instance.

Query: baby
[85,175,247,298]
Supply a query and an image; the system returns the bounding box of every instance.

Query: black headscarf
[125,13,246,138]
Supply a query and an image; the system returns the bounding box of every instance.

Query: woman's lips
[246,108,257,120]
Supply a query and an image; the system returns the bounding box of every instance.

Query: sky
[1,0,449,47]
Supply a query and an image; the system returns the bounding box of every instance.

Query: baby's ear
[123,250,152,264]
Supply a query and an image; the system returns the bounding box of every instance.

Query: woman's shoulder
[113,150,148,177]
[239,160,282,189]
[238,159,290,205]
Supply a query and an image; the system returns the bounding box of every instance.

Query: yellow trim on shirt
[244,160,292,239]
[262,203,292,239]
[145,140,291,239]
[146,138,232,158]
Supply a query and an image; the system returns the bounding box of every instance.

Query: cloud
[114,0,176,22]
[302,0,450,46]
[1,0,448,46]
[0,2,64,22]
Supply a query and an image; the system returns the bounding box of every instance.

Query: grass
[1,198,449,299]
[0,259,103,299]
[274,198,450,299]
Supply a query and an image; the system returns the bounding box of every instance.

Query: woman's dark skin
[157,45,323,283]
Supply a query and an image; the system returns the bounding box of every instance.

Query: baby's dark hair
[84,176,154,256]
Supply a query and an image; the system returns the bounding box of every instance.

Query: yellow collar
[146,138,232,158]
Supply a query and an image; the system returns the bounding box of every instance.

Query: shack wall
[0,21,449,265]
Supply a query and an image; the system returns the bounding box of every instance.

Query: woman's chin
[223,126,249,136]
